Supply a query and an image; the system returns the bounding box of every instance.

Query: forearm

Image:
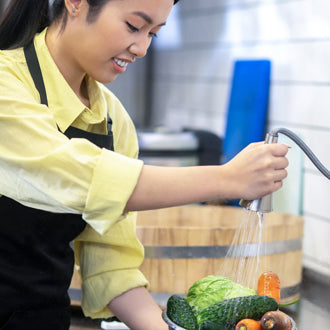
[125,165,229,212]
[108,286,168,330]
[126,142,289,212]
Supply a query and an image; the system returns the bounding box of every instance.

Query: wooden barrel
[136,205,304,306]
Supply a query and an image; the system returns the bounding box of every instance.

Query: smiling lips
[114,57,129,68]
[112,57,131,73]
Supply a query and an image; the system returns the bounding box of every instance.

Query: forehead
[103,0,173,24]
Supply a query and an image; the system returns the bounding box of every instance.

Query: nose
[128,36,152,58]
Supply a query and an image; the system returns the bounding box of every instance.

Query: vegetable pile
[166,272,296,330]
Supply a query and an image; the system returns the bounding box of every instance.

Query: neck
[45,25,89,106]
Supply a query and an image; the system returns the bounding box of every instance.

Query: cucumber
[167,294,198,330]
[197,295,278,328]
[198,320,229,330]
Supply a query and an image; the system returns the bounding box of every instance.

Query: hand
[222,142,289,200]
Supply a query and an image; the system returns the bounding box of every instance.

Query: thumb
[270,143,290,157]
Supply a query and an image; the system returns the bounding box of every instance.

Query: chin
[93,73,118,85]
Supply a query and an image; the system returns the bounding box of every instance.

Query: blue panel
[222,60,271,163]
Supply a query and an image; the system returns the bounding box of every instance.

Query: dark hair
[0,0,49,50]
[0,0,181,50]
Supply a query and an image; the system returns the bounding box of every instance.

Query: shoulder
[0,47,26,71]
[0,47,40,103]
[0,47,34,88]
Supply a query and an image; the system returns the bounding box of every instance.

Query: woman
[0,0,289,329]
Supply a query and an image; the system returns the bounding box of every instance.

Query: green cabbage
[185,275,256,315]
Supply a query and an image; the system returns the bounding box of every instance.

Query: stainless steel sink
[282,268,330,329]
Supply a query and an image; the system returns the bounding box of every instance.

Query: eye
[126,22,139,33]
[149,32,158,38]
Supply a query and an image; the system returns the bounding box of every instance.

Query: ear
[64,0,83,16]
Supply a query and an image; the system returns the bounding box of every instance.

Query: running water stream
[217,209,265,292]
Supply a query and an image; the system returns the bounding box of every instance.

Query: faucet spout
[239,194,273,213]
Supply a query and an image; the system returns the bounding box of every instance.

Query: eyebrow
[132,11,166,26]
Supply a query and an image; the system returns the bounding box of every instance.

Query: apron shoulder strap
[24,41,48,106]
[23,40,115,151]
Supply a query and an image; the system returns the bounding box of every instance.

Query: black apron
[0,42,114,329]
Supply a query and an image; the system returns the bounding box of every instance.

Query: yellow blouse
[0,29,148,319]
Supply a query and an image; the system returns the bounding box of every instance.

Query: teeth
[114,58,128,68]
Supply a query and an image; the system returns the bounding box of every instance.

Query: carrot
[235,319,262,330]
[260,311,292,330]
[257,271,281,303]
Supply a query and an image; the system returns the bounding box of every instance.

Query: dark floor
[70,268,330,329]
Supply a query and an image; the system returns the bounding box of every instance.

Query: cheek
[91,32,126,59]
[81,36,112,63]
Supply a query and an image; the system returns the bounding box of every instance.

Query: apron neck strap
[24,41,48,106]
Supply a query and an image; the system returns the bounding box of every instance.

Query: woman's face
[63,0,173,84]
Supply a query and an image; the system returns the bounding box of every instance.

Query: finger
[273,168,288,182]
[272,180,284,193]
[273,157,289,170]
[270,143,290,157]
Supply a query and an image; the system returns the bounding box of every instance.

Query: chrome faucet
[239,128,329,213]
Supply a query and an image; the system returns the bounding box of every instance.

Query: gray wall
[150,0,330,278]
[106,57,149,128]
